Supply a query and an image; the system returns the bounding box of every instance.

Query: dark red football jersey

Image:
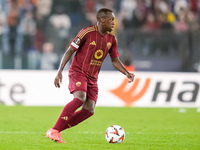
[69,25,119,80]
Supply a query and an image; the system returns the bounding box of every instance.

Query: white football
[105,125,125,143]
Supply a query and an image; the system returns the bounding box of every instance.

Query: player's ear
[101,18,105,23]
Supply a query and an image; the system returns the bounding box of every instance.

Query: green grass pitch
[0,106,200,150]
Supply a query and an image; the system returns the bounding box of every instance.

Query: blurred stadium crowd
[0,0,200,72]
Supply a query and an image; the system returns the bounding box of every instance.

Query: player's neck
[97,24,107,36]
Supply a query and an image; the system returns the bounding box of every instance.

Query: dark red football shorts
[68,73,98,102]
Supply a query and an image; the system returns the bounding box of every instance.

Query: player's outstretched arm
[111,57,135,83]
[54,47,75,88]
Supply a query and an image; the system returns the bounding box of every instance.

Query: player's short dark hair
[96,8,113,21]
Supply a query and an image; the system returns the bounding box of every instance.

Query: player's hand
[54,72,62,88]
[126,72,135,83]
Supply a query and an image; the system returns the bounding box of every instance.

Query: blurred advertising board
[0,70,199,107]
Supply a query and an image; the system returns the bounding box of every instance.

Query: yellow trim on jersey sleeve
[78,26,96,39]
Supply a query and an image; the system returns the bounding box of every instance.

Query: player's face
[104,12,115,32]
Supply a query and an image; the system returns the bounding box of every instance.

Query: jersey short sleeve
[70,28,87,51]
[70,26,96,51]
[109,35,120,58]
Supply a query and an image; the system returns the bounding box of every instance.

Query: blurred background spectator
[0,0,200,72]
[47,5,71,59]
[40,41,58,70]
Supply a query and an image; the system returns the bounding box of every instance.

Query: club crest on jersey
[76,81,81,87]
[107,42,112,49]
[94,50,103,59]
[75,37,81,45]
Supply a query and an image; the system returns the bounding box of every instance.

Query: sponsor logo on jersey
[94,49,103,59]
[90,60,102,66]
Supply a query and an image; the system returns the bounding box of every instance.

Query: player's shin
[61,108,94,131]
[53,98,83,132]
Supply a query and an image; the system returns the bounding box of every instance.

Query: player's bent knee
[84,106,95,113]
[74,91,87,102]
[83,99,96,113]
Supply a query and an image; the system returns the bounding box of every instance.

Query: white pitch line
[0,131,109,134]
[0,131,199,135]
[0,131,36,134]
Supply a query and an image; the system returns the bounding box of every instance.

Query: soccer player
[46,8,135,143]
